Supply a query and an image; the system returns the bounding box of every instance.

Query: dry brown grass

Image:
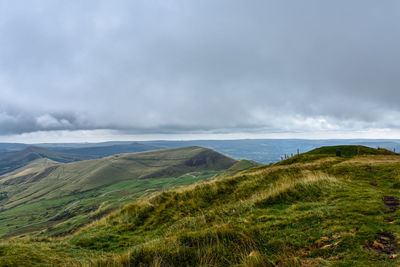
[247,171,338,205]
[337,155,400,165]
[249,157,338,176]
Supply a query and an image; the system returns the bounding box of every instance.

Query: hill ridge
[0,146,92,176]
[0,146,238,239]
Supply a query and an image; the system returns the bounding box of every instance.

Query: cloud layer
[0,1,400,139]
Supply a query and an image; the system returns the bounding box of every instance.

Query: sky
[0,0,400,143]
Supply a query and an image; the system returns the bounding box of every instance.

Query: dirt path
[365,232,397,257]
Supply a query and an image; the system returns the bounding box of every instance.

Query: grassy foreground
[1,145,400,266]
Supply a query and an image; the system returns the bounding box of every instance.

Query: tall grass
[254,171,340,206]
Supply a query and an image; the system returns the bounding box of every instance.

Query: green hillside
[0,146,237,238]
[0,146,92,176]
[2,145,400,266]
[306,145,396,157]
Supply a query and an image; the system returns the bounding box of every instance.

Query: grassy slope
[0,158,59,181]
[217,159,262,178]
[2,145,400,266]
[1,146,236,208]
[0,146,237,237]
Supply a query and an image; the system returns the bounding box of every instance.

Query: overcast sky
[0,0,400,143]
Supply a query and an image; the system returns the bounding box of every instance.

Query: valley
[0,146,248,238]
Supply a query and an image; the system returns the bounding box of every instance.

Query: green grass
[0,147,237,238]
[2,145,400,266]
[1,146,235,209]
[0,171,223,238]
[217,159,261,177]
[306,145,396,157]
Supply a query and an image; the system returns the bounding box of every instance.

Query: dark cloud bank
[0,0,399,139]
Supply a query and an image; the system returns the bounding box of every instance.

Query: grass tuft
[254,171,339,206]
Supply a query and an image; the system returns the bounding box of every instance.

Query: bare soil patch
[365,232,397,256]
[383,196,400,213]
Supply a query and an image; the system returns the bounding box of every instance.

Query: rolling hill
[0,146,238,238]
[0,143,28,155]
[1,139,399,164]
[0,146,92,176]
[1,145,399,266]
[56,142,165,158]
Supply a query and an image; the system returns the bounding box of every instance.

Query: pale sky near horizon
[1,1,400,143]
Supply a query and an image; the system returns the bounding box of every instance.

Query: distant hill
[0,146,92,176]
[0,158,59,182]
[58,142,165,158]
[2,145,400,266]
[2,139,400,164]
[139,139,400,163]
[0,146,238,237]
[0,143,28,155]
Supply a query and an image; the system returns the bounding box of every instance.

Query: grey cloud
[0,109,85,134]
[0,0,400,137]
